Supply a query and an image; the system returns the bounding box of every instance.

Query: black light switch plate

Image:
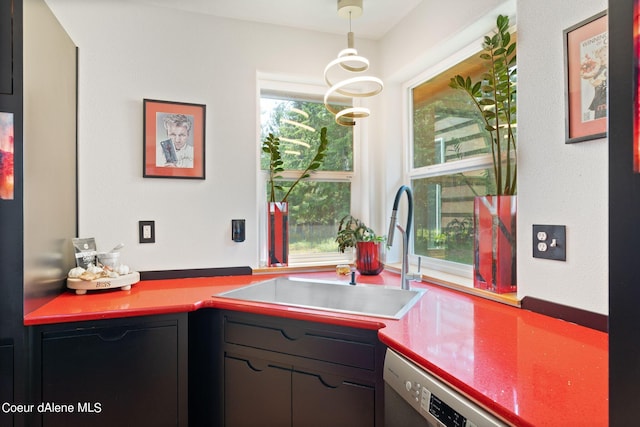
[139,220,155,243]
[532,224,566,261]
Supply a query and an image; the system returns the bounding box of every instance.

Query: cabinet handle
[95,329,131,342]
[230,356,287,373]
[279,327,304,341]
[315,373,343,389]
[244,358,268,372]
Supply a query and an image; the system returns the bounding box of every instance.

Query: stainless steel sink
[217,277,425,319]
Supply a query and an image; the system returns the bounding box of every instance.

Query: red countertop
[24,271,608,427]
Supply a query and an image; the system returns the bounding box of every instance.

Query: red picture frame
[0,112,14,200]
[143,99,206,179]
[564,11,608,144]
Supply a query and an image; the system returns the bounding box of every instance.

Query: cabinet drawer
[223,312,377,370]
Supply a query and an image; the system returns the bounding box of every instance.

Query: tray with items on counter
[66,264,140,295]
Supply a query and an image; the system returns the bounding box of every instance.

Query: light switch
[139,220,155,243]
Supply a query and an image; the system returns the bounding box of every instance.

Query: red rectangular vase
[267,202,289,267]
[473,195,517,293]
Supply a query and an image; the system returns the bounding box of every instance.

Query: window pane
[412,56,490,169]
[412,168,493,265]
[260,91,354,260]
[269,181,351,254]
[260,97,353,172]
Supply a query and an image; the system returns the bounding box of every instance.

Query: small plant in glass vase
[262,127,329,266]
[448,14,517,293]
[336,215,386,275]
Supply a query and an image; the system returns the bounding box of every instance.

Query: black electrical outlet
[532,224,566,261]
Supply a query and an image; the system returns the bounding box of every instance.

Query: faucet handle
[409,256,423,282]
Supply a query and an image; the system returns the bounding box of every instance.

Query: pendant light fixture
[324,0,383,126]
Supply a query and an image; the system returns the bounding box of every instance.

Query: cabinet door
[292,370,375,427]
[0,0,14,94]
[40,318,184,427]
[224,354,291,427]
[0,343,13,427]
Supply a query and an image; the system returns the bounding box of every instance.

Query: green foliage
[260,99,353,172]
[281,127,328,202]
[449,14,517,195]
[335,215,385,253]
[262,133,284,203]
[262,127,329,203]
[260,97,354,252]
[444,217,474,247]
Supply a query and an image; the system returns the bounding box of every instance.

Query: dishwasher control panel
[384,349,508,427]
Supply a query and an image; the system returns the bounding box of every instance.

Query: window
[409,51,509,277]
[259,81,356,265]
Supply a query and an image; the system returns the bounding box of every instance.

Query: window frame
[257,77,362,266]
[403,38,497,280]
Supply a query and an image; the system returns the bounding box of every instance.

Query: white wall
[45,0,609,314]
[516,0,608,314]
[377,0,608,315]
[44,0,378,272]
[375,0,515,263]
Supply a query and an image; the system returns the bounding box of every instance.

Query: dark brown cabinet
[0,342,13,427]
[292,370,375,427]
[0,0,15,94]
[218,310,385,427]
[31,314,188,427]
[224,354,291,426]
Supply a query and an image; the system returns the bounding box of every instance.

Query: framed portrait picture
[143,99,206,179]
[564,11,608,144]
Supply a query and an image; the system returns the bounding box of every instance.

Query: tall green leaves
[262,127,329,203]
[281,127,329,202]
[262,133,284,203]
[449,15,517,195]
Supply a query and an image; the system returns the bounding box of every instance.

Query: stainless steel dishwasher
[383,349,508,427]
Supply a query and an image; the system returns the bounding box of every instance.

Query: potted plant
[336,215,385,275]
[262,127,329,266]
[448,14,517,293]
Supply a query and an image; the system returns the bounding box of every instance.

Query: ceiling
[133,0,424,40]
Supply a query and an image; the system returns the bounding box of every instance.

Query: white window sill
[384,262,519,307]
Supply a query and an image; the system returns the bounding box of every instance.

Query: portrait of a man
[156,113,195,168]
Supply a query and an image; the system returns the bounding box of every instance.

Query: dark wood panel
[0,0,13,94]
[224,315,376,370]
[609,0,639,424]
[292,370,375,427]
[34,314,188,427]
[520,296,607,332]
[0,343,13,427]
[140,266,252,280]
[224,354,292,427]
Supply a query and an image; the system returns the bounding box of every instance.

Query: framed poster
[143,99,206,179]
[0,112,14,200]
[564,11,608,144]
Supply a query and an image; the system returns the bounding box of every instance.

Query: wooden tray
[67,271,140,295]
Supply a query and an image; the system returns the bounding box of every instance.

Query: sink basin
[217,277,425,319]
